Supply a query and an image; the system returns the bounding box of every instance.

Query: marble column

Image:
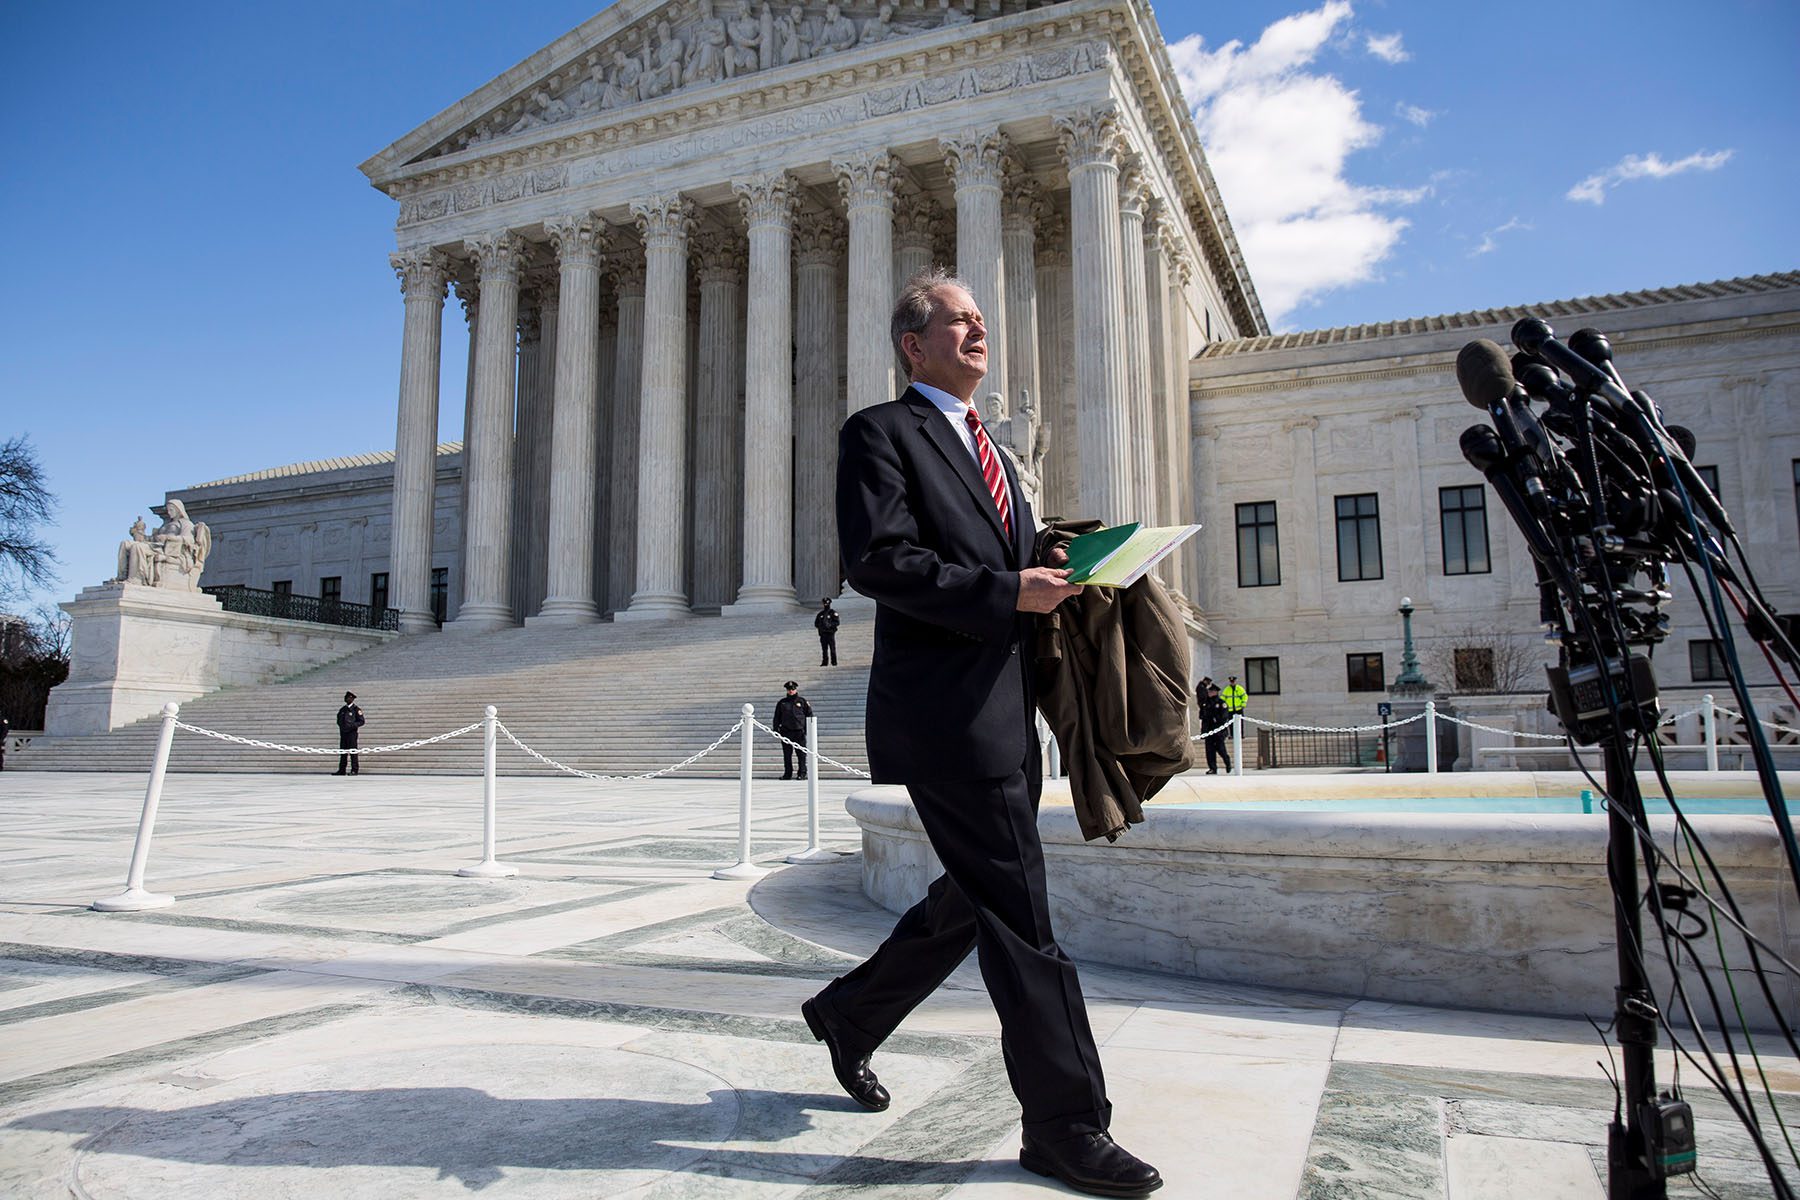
[836,151,896,415]
[509,302,541,621]
[453,277,479,612]
[725,172,802,614]
[794,209,845,604]
[1001,173,1043,463]
[528,277,557,616]
[942,130,1009,406]
[605,249,647,614]
[591,288,618,606]
[691,231,744,611]
[1169,250,1200,599]
[1056,106,1133,526]
[535,213,608,625]
[1141,203,1179,595]
[1035,205,1074,517]
[1118,163,1155,524]
[619,194,696,620]
[450,230,525,631]
[387,247,450,634]
[893,190,939,285]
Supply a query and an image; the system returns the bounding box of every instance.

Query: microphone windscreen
[1459,424,1505,473]
[1666,425,1698,459]
[1456,339,1515,409]
[1569,328,1613,366]
[1511,317,1554,355]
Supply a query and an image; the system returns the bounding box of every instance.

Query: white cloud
[1469,216,1532,258]
[1365,32,1409,63]
[1566,149,1735,205]
[1395,102,1435,128]
[1169,2,1424,325]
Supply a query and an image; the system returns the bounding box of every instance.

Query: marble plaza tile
[0,957,168,1013]
[0,969,383,1086]
[428,880,750,955]
[0,909,365,972]
[1104,1000,1343,1062]
[1444,1135,1606,1199]
[423,956,836,1022]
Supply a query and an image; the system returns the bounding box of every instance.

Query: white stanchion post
[1425,700,1439,775]
[788,715,834,864]
[1703,693,1718,773]
[717,703,770,880]
[459,705,517,878]
[93,702,181,911]
[1231,714,1243,776]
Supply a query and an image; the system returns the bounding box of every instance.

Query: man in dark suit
[802,271,1161,1197]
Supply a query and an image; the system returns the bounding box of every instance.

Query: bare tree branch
[0,435,57,605]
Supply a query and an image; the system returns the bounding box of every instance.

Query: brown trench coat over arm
[1032,518,1195,841]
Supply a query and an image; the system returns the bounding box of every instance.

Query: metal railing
[1256,727,1376,769]
[203,585,401,632]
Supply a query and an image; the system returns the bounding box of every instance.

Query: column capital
[941,130,1009,192]
[545,213,609,268]
[834,150,897,212]
[1170,249,1195,287]
[522,264,560,308]
[518,306,543,343]
[631,194,695,249]
[605,246,647,296]
[1035,205,1070,266]
[1118,158,1149,216]
[793,209,845,267]
[893,190,940,251]
[733,171,798,231]
[452,274,480,321]
[1002,172,1046,232]
[465,231,527,284]
[390,247,451,300]
[692,230,745,284]
[1055,105,1123,172]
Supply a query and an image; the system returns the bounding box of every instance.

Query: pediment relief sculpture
[115,501,213,592]
[428,0,981,160]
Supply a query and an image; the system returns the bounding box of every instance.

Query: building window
[1347,652,1386,692]
[271,580,292,595]
[320,576,342,605]
[431,568,448,626]
[1335,493,1383,582]
[1454,647,1497,691]
[1235,502,1280,587]
[370,572,389,614]
[1689,639,1728,683]
[1244,657,1280,695]
[1440,485,1491,575]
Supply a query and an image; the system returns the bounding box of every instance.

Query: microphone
[1569,327,1627,392]
[1648,410,1735,536]
[1460,425,1561,566]
[1457,339,1566,494]
[1510,318,1634,412]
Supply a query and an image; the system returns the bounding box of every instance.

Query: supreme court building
[169,0,1800,725]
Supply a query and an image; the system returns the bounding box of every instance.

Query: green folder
[1063,522,1140,583]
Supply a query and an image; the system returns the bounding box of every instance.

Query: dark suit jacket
[837,385,1037,783]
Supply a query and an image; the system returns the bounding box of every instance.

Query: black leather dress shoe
[1020,1131,1162,1197]
[801,997,889,1111]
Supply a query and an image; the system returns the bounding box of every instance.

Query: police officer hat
[784,680,798,690]
[344,691,357,703]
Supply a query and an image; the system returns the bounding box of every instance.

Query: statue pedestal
[47,585,225,736]
[44,584,398,737]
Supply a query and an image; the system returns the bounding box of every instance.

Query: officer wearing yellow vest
[1220,675,1248,717]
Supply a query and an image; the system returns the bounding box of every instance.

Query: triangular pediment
[361,0,989,178]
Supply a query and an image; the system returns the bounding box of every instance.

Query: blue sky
[3,0,1796,614]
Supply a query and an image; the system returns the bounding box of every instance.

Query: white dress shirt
[909,380,983,467]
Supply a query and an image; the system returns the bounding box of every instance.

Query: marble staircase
[15,611,870,778]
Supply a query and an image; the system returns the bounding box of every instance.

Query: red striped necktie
[964,407,1013,537]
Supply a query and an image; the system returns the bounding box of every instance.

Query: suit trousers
[815,763,1112,1139]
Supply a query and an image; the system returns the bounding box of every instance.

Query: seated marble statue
[115,500,211,590]
[812,3,859,55]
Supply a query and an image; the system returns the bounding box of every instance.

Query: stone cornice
[1189,314,1800,401]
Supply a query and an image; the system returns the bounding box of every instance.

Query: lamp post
[1394,596,1429,689]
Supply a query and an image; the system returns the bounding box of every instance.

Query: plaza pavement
[0,770,1789,1198]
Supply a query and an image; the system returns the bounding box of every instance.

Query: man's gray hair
[890,267,972,380]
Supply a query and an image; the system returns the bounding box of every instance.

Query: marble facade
[358,0,1257,633]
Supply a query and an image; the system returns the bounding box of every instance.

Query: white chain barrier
[496,719,744,782]
[751,719,874,779]
[1244,713,1426,734]
[172,720,485,756]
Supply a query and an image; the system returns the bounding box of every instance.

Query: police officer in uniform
[1198,684,1231,774]
[334,692,365,775]
[815,597,841,666]
[1220,675,1247,718]
[773,681,813,780]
